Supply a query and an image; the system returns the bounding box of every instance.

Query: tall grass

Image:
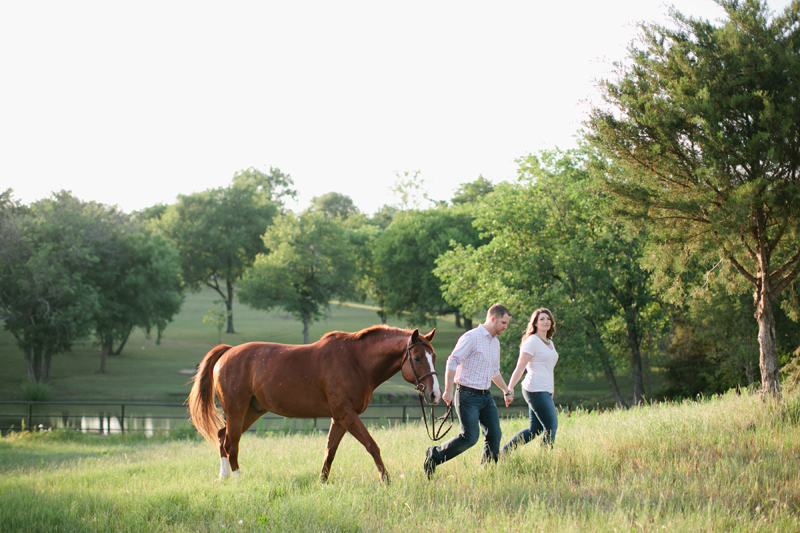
[2,390,798,532]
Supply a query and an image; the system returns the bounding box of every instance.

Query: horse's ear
[424,328,436,342]
[410,329,420,343]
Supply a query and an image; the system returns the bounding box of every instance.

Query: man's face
[489,313,511,337]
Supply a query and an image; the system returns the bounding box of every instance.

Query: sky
[1,0,794,215]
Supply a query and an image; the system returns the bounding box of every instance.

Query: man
[424,303,514,478]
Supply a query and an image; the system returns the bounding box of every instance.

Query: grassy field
[0,287,653,407]
[1,390,798,532]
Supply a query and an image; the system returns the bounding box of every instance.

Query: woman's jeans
[501,389,558,454]
[429,388,502,466]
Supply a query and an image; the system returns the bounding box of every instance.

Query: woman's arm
[507,351,533,392]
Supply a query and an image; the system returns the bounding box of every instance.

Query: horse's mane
[321,324,411,343]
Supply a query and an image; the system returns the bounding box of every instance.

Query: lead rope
[419,392,454,441]
[405,339,454,441]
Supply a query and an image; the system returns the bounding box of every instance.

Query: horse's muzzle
[426,388,441,405]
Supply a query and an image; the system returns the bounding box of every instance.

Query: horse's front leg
[320,419,346,482]
[338,412,389,483]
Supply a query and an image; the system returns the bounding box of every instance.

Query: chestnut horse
[187,325,440,482]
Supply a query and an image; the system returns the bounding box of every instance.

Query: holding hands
[504,388,514,407]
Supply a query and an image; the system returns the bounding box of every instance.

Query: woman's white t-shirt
[519,335,559,394]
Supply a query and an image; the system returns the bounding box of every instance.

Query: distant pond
[0,399,532,436]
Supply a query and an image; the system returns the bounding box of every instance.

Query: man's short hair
[487,303,511,319]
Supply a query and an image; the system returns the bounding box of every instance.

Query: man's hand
[442,389,454,406]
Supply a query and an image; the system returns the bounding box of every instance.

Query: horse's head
[401,328,441,405]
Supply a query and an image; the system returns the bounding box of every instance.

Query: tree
[451,175,495,205]
[661,255,800,397]
[390,170,440,210]
[0,190,99,381]
[161,167,293,334]
[238,210,357,343]
[133,203,169,222]
[203,301,228,345]
[371,205,486,328]
[446,175,498,328]
[90,217,184,373]
[346,222,389,323]
[310,192,360,219]
[585,0,800,397]
[1,190,185,378]
[435,150,664,407]
[369,204,399,230]
[663,289,760,397]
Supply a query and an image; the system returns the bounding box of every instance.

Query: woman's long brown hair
[519,308,556,348]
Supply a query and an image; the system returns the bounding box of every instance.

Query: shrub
[20,381,52,401]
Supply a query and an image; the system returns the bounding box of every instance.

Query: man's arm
[442,332,475,406]
[491,374,513,407]
[441,368,457,406]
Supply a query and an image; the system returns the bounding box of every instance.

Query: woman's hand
[504,389,514,407]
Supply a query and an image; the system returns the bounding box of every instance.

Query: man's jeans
[501,389,558,454]
[429,387,502,465]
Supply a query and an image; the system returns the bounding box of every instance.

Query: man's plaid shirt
[445,323,501,390]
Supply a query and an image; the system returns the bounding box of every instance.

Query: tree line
[2,0,799,403]
[0,190,183,380]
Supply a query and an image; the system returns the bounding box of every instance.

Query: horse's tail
[187,344,231,447]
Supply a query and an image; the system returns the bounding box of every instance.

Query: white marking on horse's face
[425,350,441,404]
[220,456,232,479]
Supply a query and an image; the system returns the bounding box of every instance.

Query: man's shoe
[424,447,436,479]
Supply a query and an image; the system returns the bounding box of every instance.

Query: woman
[502,308,559,453]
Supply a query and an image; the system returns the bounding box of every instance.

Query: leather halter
[402,339,437,394]
[402,338,453,441]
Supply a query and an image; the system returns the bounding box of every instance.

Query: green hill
[0,287,650,406]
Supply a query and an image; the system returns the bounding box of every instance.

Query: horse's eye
[414,357,421,362]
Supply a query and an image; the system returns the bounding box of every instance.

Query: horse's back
[217,340,333,371]
[214,339,372,418]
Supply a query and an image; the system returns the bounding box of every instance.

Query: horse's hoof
[232,469,242,480]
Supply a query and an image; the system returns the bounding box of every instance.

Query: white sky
[1,0,793,215]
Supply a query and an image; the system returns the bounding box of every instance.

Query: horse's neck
[361,336,406,388]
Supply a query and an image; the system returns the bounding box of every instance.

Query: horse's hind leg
[218,407,262,479]
[321,419,346,482]
[218,427,232,479]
